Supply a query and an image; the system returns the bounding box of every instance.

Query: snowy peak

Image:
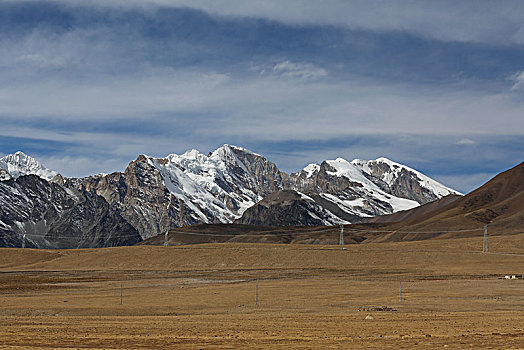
[220,144,260,156]
[291,157,420,217]
[284,155,462,225]
[209,144,250,173]
[323,158,375,187]
[180,149,206,160]
[144,145,280,225]
[0,151,58,181]
[351,157,462,201]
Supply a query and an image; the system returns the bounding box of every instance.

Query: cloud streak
[55,0,524,44]
[2,68,522,137]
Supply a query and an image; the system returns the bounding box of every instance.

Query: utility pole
[164,230,169,246]
[120,283,123,305]
[164,194,172,247]
[179,198,184,227]
[255,279,258,306]
[399,281,402,303]
[22,234,26,249]
[339,224,344,246]
[483,225,488,252]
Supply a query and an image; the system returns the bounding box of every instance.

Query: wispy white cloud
[510,71,524,90]
[457,138,476,145]
[272,61,327,81]
[1,66,524,136]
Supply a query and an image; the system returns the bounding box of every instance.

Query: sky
[1,0,523,193]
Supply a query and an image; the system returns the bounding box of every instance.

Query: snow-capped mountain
[78,145,459,236]
[299,158,422,214]
[351,157,461,202]
[265,156,460,227]
[0,151,58,180]
[0,146,461,246]
[78,144,290,239]
[277,158,420,226]
[158,147,264,219]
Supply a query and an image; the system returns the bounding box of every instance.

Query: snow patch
[302,163,320,178]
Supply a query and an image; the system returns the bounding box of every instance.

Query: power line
[162,230,335,237]
[17,227,524,243]
[164,227,497,237]
[20,233,142,239]
[343,227,484,234]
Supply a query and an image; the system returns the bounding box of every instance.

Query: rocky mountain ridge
[75,145,459,237]
[0,147,460,246]
[0,174,141,248]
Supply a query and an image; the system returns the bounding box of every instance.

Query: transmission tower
[179,198,184,227]
[339,224,344,246]
[164,194,173,246]
[483,224,488,252]
[164,230,169,246]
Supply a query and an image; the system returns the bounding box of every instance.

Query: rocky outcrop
[235,190,342,226]
[287,159,420,219]
[0,175,141,248]
[77,156,205,240]
[224,146,290,196]
[0,168,11,181]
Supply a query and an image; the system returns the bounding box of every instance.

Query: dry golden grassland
[0,234,523,349]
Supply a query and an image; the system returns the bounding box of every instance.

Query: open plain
[0,233,523,349]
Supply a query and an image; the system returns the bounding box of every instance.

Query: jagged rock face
[289,161,364,194]
[357,161,440,203]
[238,157,428,227]
[235,190,342,226]
[241,156,460,227]
[388,168,439,203]
[0,175,141,248]
[77,145,294,239]
[227,146,289,196]
[74,147,460,233]
[78,156,206,240]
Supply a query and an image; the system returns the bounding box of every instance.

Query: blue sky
[1,0,523,193]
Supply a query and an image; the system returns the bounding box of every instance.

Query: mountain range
[0,146,460,248]
[143,160,524,247]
